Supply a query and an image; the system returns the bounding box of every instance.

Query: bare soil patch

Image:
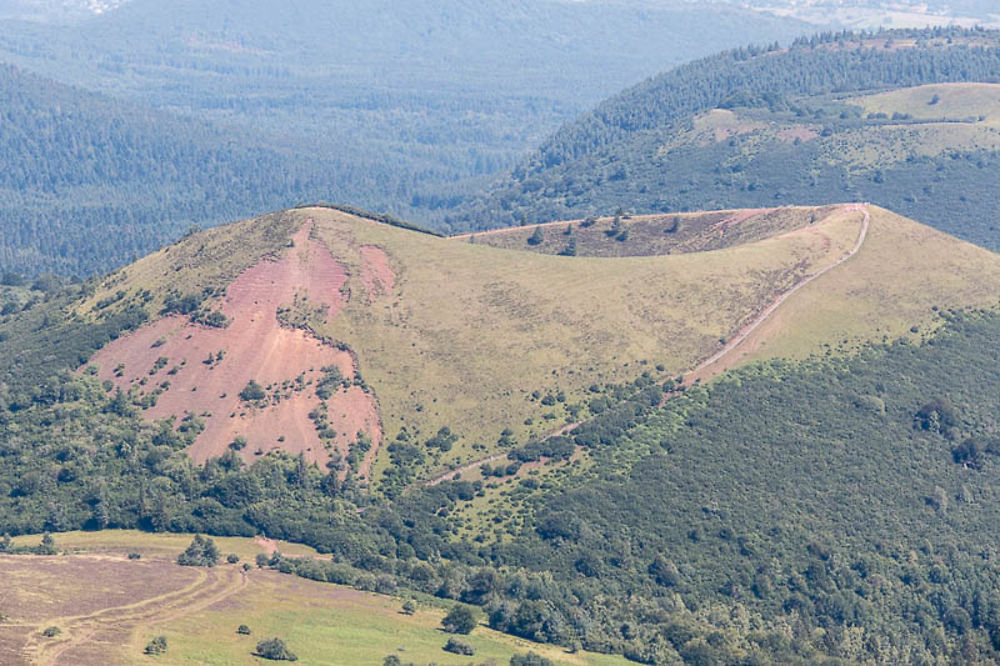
[359,245,396,301]
[89,221,382,467]
[0,553,206,665]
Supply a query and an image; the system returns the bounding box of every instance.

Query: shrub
[237,624,252,635]
[127,552,142,560]
[227,553,240,564]
[442,604,478,634]
[401,599,417,615]
[144,636,168,655]
[39,532,57,555]
[177,535,220,567]
[42,626,61,638]
[649,554,680,587]
[239,380,266,402]
[255,637,298,661]
[443,637,475,655]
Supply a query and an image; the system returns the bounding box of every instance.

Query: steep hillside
[458,27,1000,251]
[481,309,1000,663]
[68,203,1000,491]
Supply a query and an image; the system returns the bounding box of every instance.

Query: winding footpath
[686,202,870,381]
[426,204,871,486]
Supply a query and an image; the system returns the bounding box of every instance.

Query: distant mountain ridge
[456,27,1000,251]
[0,0,818,245]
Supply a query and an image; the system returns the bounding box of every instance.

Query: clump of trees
[426,426,458,452]
[255,637,297,661]
[443,637,475,655]
[441,605,478,634]
[144,636,168,655]
[177,535,219,567]
[239,380,266,402]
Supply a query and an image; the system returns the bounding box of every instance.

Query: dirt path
[27,564,247,665]
[684,203,870,383]
[426,204,871,485]
[426,420,582,486]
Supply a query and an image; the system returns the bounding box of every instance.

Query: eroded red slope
[89,222,383,477]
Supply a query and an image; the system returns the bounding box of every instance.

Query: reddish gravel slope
[89,222,382,473]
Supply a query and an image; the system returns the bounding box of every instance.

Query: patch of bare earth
[709,208,776,233]
[88,221,382,468]
[0,553,211,665]
[359,245,396,301]
[777,126,819,143]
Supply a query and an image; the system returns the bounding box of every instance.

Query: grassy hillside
[457,28,1000,252]
[3,201,1000,662]
[69,204,1000,489]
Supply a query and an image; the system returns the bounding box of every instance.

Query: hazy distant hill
[457,27,1000,251]
[0,0,817,230]
[0,64,345,276]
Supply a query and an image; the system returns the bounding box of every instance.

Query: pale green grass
[728,206,1000,367]
[850,83,1000,125]
[310,206,858,477]
[11,529,317,561]
[819,122,1000,171]
[131,568,628,666]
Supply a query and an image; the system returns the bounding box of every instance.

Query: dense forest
[0,0,815,275]
[457,27,1000,250]
[6,244,1000,662]
[0,64,361,277]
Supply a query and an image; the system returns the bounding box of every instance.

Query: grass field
[8,530,318,561]
[849,82,1000,126]
[702,206,1000,372]
[0,531,626,666]
[311,205,862,479]
[141,568,627,666]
